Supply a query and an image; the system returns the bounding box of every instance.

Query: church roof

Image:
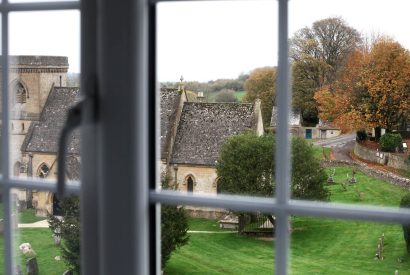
[21,87,80,154]
[160,88,183,159]
[171,102,256,166]
[318,120,339,130]
[270,106,301,127]
[9,56,69,67]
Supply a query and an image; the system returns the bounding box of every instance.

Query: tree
[291,17,362,83]
[290,17,362,124]
[48,181,189,272]
[214,89,239,103]
[48,196,81,274]
[400,193,410,255]
[315,38,410,132]
[161,206,189,268]
[358,38,410,130]
[243,67,276,127]
[216,133,329,201]
[161,177,189,268]
[292,57,329,125]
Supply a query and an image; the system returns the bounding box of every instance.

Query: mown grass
[311,144,331,160]
[205,91,246,102]
[165,166,410,274]
[0,228,67,275]
[0,205,45,224]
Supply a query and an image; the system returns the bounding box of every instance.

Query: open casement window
[1,0,410,274]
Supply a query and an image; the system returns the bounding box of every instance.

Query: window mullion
[1,8,14,275]
[97,0,150,273]
[80,0,100,273]
[275,0,291,274]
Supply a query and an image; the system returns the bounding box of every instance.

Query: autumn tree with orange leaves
[315,38,410,132]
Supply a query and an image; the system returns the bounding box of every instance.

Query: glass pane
[161,204,274,274]
[10,189,80,275]
[157,1,278,197]
[9,11,81,181]
[290,217,409,274]
[289,0,410,203]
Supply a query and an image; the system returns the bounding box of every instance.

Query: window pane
[290,217,409,274]
[161,204,274,274]
[157,1,278,198]
[9,189,81,274]
[9,11,81,182]
[289,0,410,204]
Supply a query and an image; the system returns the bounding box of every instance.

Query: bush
[379,133,402,152]
[214,89,238,103]
[161,176,189,268]
[216,133,329,201]
[161,206,189,268]
[356,129,367,142]
[48,196,80,274]
[400,193,410,255]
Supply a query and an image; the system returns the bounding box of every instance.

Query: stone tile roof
[8,56,68,67]
[318,120,339,130]
[22,87,80,154]
[270,106,301,127]
[160,88,183,159]
[171,102,256,166]
[66,156,81,180]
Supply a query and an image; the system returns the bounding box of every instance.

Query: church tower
[8,56,69,178]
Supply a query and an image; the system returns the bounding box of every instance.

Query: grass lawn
[0,228,67,275]
[311,144,331,160]
[205,91,246,102]
[165,166,410,274]
[0,205,46,224]
[234,91,246,101]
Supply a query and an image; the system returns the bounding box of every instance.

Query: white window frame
[1,0,410,274]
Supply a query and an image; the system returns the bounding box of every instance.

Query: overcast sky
[8,0,410,82]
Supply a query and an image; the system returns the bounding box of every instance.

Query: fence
[238,212,275,236]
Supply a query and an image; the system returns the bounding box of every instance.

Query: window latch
[57,77,98,198]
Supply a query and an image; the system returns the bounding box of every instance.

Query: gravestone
[26,257,39,275]
[15,265,23,275]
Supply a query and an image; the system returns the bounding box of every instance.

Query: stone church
[10,55,263,217]
[9,56,80,216]
[160,87,264,217]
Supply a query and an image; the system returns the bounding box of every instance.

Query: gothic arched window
[12,80,28,104]
[37,163,50,178]
[186,176,194,193]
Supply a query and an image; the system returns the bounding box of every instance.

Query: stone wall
[388,153,410,171]
[173,164,218,195]
[354,142,410,170]
[321,160,410,189]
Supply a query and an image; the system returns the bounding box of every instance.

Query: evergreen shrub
[356,129,367,142]
[400,193,410,254]
[380,133,402,152]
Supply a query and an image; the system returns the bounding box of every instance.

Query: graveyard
[164,166,410,274]
[0,166,410,274]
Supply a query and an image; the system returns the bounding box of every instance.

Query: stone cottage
[270,106,341,139]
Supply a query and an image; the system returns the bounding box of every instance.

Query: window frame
[0,0,410,274]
